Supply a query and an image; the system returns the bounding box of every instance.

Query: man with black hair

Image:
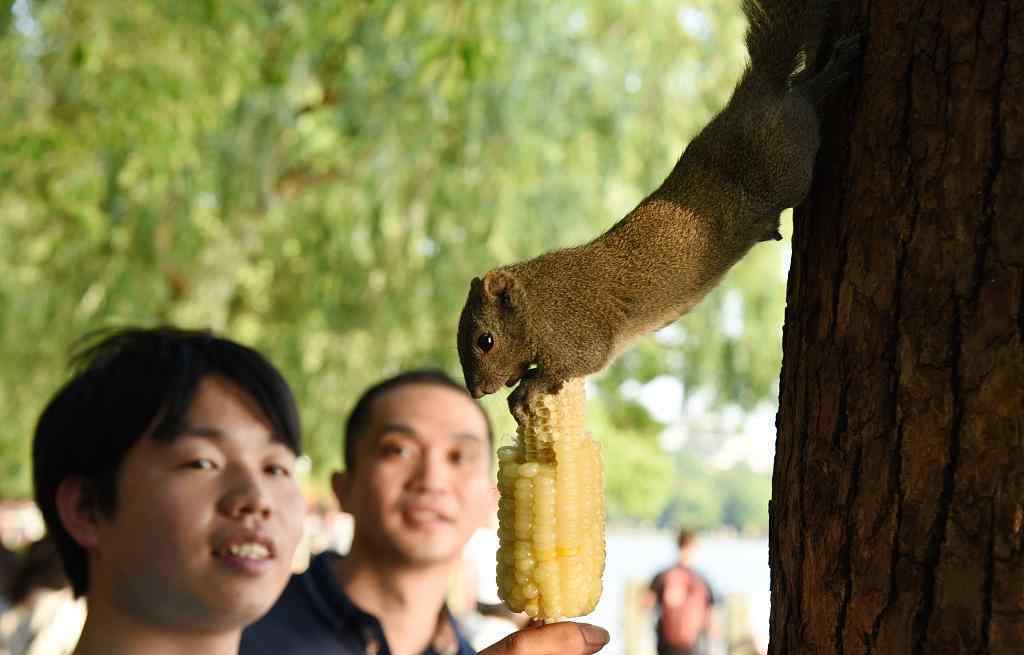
[242,369,610,655]
[32,327,307,655]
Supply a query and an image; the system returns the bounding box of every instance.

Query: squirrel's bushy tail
[742,0,824,92]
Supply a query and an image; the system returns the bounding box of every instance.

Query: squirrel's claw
[760,227,783,242]
[508,375,565,424]
[508,383,531,424]
[806,34,862,103]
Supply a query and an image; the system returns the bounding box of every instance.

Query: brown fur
[458,0,859,415]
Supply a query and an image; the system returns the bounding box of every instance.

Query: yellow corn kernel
[495,378,605,620]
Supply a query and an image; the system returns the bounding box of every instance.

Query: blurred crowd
[0,502,83,655]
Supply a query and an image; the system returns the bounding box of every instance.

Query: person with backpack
[645,529,716,655]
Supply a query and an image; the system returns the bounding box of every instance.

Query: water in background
[590,529,770,655]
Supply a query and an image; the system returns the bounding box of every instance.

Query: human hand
[478,621,610,655]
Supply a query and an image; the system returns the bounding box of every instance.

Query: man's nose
[219,467,272,519]
[410,451,449,491]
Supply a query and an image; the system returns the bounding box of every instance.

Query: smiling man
[32,327,306,655]
[241,369,610,655]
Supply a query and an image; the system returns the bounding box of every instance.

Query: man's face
[679,543,698,566]
[86,375,305,632]
[336,383,493,568]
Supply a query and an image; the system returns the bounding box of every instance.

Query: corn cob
[495,378,605,619]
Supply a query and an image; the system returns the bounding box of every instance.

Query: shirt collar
[429,605,461,655]
[310,551,472,655]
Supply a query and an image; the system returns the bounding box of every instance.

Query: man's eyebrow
[174,423,289,450]
[177,424,226,440]
[376,422,418,438]
[452,431,485,444]
[375,424,484,444]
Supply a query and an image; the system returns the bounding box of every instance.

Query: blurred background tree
[0,0,778,532]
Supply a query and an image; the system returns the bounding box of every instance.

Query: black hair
[32,326,301,597]
[343,368,492,471]
[677,528,698,549]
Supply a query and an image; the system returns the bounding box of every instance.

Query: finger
[479,621,610,655]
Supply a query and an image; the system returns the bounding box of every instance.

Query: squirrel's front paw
[508,382,533,424]
[508,377,563,423]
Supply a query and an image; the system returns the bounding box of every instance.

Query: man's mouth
[214,532,276,564]
[403,507,453,525]
[219,542,271,560]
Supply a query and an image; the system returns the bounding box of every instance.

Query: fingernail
[580,624,610,649]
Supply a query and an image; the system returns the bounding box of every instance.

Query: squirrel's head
[457,270,533,398]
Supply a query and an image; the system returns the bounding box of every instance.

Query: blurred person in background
[644,529,716,655]
[31,327,307,655]
[242,369,610,655]
[0,536,84,655]
[0,542,18,612]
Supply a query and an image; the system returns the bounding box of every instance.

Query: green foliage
[586,395,674,523]
[658,453,771,534]
[716,464,772,534]
[0,0,784,518]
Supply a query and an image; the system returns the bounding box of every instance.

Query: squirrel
[457,0,859,418]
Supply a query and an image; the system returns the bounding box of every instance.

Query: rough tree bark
[769,2,1023,654]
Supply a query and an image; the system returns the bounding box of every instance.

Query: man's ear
[55,477,101,549]
[330,470,351,513]
[481,270,522,310]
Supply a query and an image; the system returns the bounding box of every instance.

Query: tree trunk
[769,2,1024,655]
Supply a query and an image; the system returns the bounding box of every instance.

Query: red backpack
[658,566,709,650]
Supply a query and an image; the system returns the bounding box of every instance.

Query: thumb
[480,622,610,655]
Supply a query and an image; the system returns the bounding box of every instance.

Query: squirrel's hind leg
[802,34,862,105]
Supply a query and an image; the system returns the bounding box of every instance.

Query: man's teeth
[226,542,270,559]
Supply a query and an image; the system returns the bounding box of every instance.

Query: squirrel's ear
[469,276,484,299]
[482,270,513,299]
[482,270,522,309]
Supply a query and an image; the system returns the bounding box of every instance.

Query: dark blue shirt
[240,552,477,655]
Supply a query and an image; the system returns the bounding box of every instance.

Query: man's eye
[450,450,478,466]
[378,443,411,459]
[186,459,217,470]
[266,463,293,477]
[379,444,403,457]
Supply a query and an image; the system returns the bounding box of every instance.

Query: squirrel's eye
[477,333,494,353]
